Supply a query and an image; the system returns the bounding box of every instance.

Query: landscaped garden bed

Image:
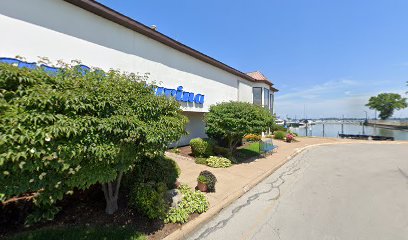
[0,63,284,239]
[0,62,208,240]
[0,185,197,240]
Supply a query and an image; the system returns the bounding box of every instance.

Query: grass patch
[235,142,260,162]
[195,157,208,165]
[7,226,146,240]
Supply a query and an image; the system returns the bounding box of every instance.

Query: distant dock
[366,120,408,130]
[338,133,394,141]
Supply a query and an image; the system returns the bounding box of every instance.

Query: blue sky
[98,0,408,119]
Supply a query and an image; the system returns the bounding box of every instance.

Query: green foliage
[274,131,286,140]
[243,134,262,142]
[0,62,187,222]
[198,171,217,192]
[197,175,208,184]
[164,185,209,224]
[206,156,232,168]
[129,182,168,220]
[178,185,209,214]
[271,124,287,132]
[8,226,146,240]
[366,93,407,120]
[164,206,189,224]
[194,157,208,165]
[189,138,213,157]
[128,155,181,189]
[204,101,274,153]
[213,146,230,158]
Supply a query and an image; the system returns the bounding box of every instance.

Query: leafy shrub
[213,146,230,157]
[0,62,187,221]
[189,138,213,157]
[165,207,189,224]
[206,156,232,168]
[164,185,209,224]
[128,155,181,189]
[195,157,208,165]
[288,131,298,137]
[265,135,274,139]
[129,182,168,220]
[274,131,286,140]
[178,185,209,214]
[243,134,262,142]
[205,102,274,154]
[286,133,295,143]
[272,124,287,132]
[198,171,217,192]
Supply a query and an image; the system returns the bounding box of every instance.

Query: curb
[163,140,408,240]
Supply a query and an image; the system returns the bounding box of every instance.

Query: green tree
[204,101,274,154]
[0,63,187,222]
[366,93,407,120]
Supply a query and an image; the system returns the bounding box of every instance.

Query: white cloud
[276,78,360,101]
[275,79,408,119]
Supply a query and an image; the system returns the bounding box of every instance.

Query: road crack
[191,150,310,240]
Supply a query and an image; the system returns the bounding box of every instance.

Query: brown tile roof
[246,71,278,92]
[247,71,269,81]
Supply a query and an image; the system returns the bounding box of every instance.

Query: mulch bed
[0,186,192,240]
[176,145,194,158]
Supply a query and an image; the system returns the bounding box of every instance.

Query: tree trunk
[105,196,118,214]
[101,171,123,215]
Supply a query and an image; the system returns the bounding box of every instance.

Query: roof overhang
[64,0,262,84]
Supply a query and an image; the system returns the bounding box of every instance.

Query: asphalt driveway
[187,143,408,240]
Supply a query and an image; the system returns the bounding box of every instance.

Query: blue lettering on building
[0,57,205,105]
[154,86,204,104]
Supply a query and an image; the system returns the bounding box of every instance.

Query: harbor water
[290,123,408,141]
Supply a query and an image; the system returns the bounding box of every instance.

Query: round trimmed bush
[126,155,181,189]
[274,131,286,140]
[190,138,213,157]
[129,182,168,220]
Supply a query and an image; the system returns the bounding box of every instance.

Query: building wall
[238,80,253,103]
[0,0,254,113]
[176,112,207,146]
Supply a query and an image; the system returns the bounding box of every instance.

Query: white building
[0,0,278,146]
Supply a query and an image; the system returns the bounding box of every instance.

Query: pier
[366,120,408,130]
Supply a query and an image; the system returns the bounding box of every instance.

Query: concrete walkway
[186,143,408,240]
[164,137,373,240]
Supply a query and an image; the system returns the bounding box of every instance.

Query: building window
[270,93,274,113]
[253,87,262,106]
[264,88,269,109]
